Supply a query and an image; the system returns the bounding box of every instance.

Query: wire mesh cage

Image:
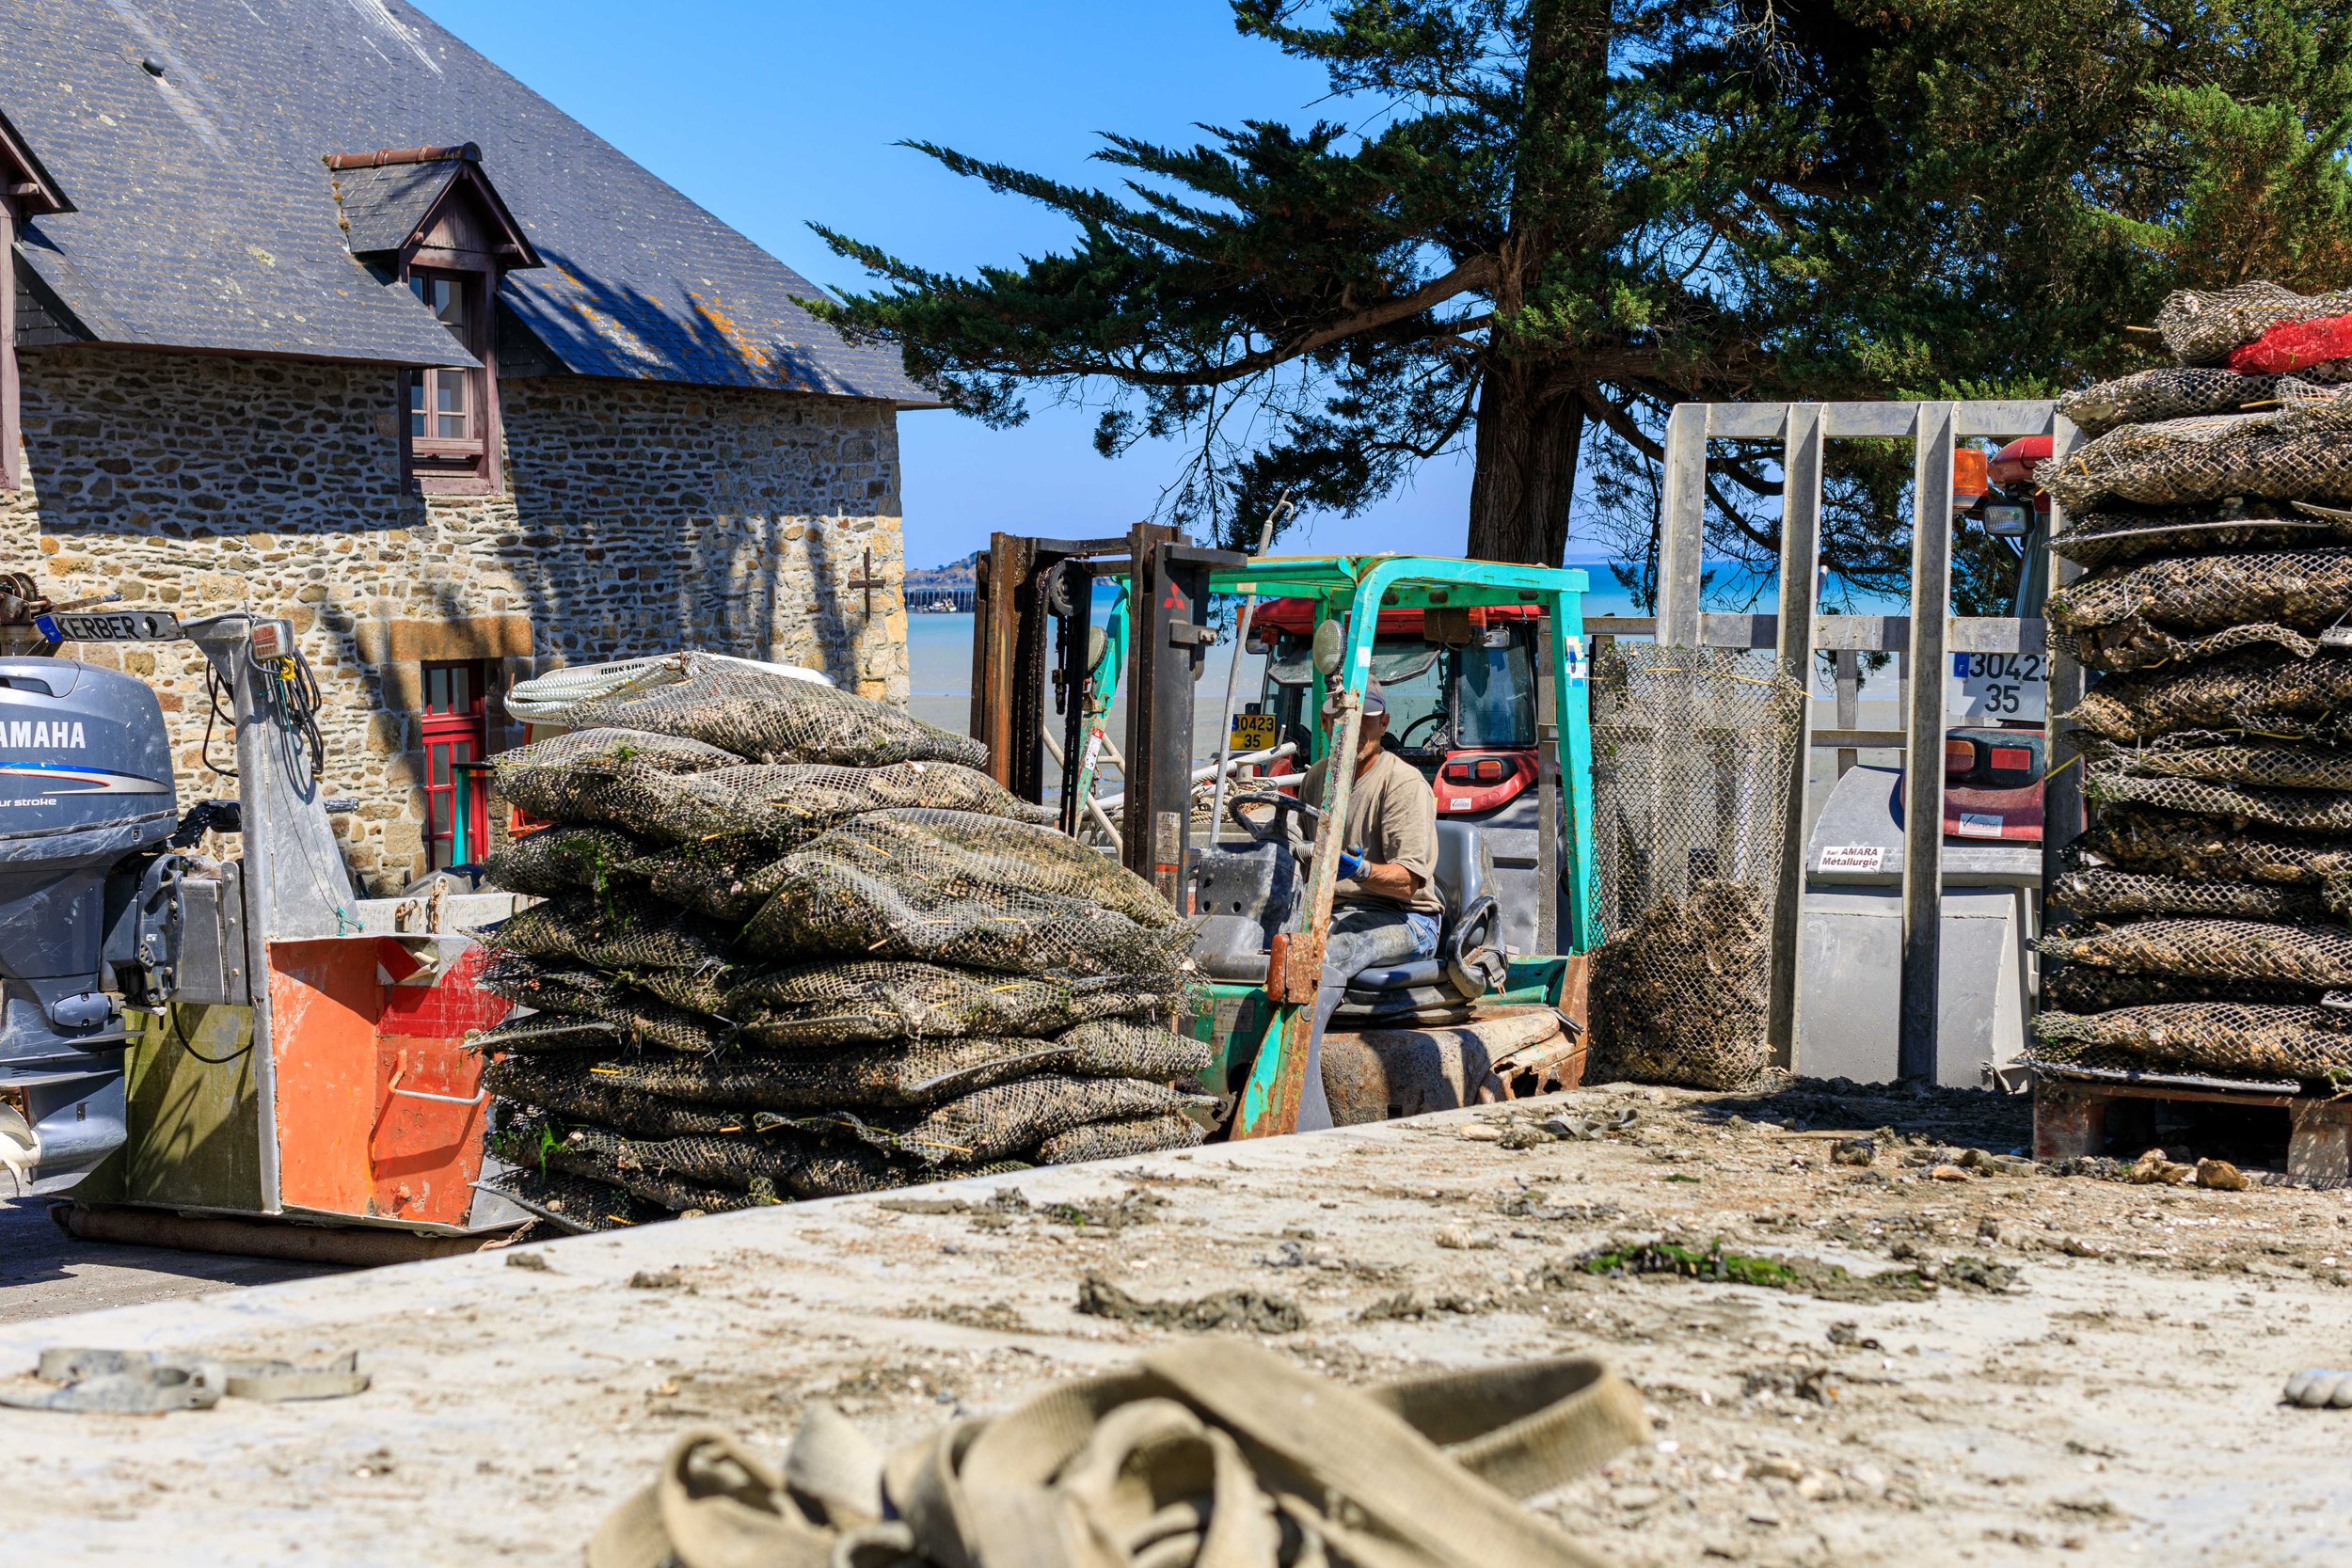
[1586,644,1807,1089]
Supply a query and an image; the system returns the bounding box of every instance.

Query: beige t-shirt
[1298,746,1443,913]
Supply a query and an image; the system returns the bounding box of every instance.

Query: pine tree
[811,0,2352,579]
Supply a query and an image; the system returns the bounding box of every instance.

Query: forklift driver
[1295,677,1445,980]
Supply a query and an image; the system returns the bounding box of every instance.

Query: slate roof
[0,0,932,403]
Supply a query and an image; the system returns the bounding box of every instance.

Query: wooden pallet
[2033,1072,2352,1181]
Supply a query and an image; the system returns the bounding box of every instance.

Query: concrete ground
[4,1083,2347,1567]
[0,1196,342,1326]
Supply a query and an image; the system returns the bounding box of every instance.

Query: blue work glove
[1335,846,1370,880]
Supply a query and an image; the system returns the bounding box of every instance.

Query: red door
[420,660,489,868]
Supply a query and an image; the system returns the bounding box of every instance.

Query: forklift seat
[1188,821,1506,1016]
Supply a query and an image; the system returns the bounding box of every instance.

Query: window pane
[426,667,451,714]
[437,378,465,414]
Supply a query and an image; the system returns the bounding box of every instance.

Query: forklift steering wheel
[1396,710,1446,748]
[1226,788,1320,845]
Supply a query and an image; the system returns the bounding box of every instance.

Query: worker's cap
[1322,677,1388,719]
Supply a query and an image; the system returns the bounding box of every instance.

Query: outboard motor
[0,658,177,1192]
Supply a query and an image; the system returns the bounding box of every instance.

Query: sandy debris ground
[4,1081,2349,1566]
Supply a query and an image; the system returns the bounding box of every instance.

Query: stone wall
[0,346,909,893]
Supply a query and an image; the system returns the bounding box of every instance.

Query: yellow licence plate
[1229,713,1278,752]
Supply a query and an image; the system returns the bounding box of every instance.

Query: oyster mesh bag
[2056,367,2282,438]
[479,1164,661,1233]
[2083,769,2352,835]
[513,1120,791,1212]
[780,1076,1216,1166]
[2080,736,2352,792]
[2077,805,2352,910]
[1035,1114,1208,1164]
[2157,283,2352,365]
[2047,866,2328,924]
[565,663,987,769]
[2034,1004,2352,1085]
[2042,962,2320,1013]
[503,1020,1209,1114]
[475,950,735,1053]
[2063,647,2352,741]
[485,892,737,976]
[520,757,1052,852]
[492,728,743,823]
[727,960,1184,1047]
[625,842,796,923]
[2051,503,2352,572]
[739,809,1194,978]
[1587,645,1805,1090]
[2035,387,2352,515]
[2045,550,2352,639]
[484,1057,763,1140]
[465,1014,637,1056]
[2039,919,2352,987]
[484,824,649,898]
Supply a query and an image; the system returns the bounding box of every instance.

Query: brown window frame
[398,259,502,496]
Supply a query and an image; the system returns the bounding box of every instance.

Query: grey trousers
[1295,907,1442,1134]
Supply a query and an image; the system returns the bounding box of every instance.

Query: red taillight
[1444,763,1473,783]
[1991,746,2032,772]
[1945,740,1976,774]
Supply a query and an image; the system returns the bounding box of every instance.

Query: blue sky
[411,0,1481,571]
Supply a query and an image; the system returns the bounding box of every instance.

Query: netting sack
[484,824,649,898]
[492,728,744,823]
[467,1014,637,1056]
[2083,768,2352,835]
[517,1020,1209,1113]
[565,663,987,769]
[475,950,736,1053]
[2079,802,2352,891]
[779,1077,1216,1166]
[739,809,1194,979]
[2056,367,2282,437]
[2233,311,2352,377]
[2061,619,2320,673]
[2042,962,2320,1013]
[726,960,1184,1046]
[2051,502,2352,572]
[516,1120,792,1212]
[485,1056,764,1140]
[2063,647,2352,741]
[2036,388,2352,515]
[2039,918,2352,986]
[2158,283,2352,365]
[624,843,796,923]
[1587,646,1804,1090]
[2046,866,2328,923]
[2079,735,2352,791]
[479,1164,662,1232]
[485,892,737,977]
[2034,1004,2352,1084]
[2045,548,2352,634]
[568,760,1054,851]
[1035,1113,1208,1164]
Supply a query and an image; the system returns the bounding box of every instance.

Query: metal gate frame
[1612,400,2085,1080]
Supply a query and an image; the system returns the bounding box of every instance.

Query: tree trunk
[1464,364,1584,564]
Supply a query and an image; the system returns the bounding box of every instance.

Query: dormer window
[325,142,539,496]
[0,110,72,492]
[408,268,481,458]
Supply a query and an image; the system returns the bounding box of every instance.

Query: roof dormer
[326,143,539,497]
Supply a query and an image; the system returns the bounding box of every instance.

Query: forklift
[969,528,1601,1138]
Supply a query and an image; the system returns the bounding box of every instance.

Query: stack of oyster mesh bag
[2033,281,2352,1091]
[468,657,1210,1231]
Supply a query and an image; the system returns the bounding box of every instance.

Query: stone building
[0,0,930,892]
